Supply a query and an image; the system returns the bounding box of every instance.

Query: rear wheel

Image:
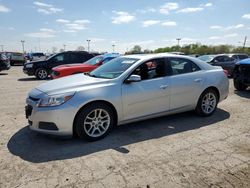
[75,103,115,141]
[35,68,48,80]
[234,78,247,91]
[195,89,218,116]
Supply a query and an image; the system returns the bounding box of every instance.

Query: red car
[51,54,119,79]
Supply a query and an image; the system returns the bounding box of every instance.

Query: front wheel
[234,78,247,91]
[75,103,115,141]
[35,68,48,80]
[195,89,218,116]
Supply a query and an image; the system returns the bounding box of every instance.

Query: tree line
[126,44,250,55]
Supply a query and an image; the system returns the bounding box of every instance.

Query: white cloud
[74,20,90,24]
[57,19,91,32]
[209,36,220,40]
[210,24,244,31]
[224,33,238,38]
[136,8,156,14]
[56,19,70,23]
[161,21,177,26]
[204,3,212,7]
[210,25,223,29]
[0,4,11,13]
[33,1,63,14]
[34,1,52,7]
[89,38,106,42]
[177,7,204,13]
[159,2,179,14]
[142,20,161,27]
[111,11,135,24]
[25,28,56,38]
[242,14,250,19]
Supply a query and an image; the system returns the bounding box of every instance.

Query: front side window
[52,54,64,62]
[169,58,200,75]
[131,58,166,80]
[90,57,138,79]
[84,56,104,65]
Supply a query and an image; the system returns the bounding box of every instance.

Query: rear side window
[79,53,94,62]
[238,55,248,60]
[168,58,200,75]
[69,53,81,63]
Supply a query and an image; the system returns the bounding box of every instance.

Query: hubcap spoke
[201,92,217,114]
[83,108,111,137]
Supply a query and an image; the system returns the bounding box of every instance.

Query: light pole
[21,40,25,54]
[112,44,115,52]
[63,44,66,51]
[176,38,181,46]
[0,45,4,52]
[86,39,91,52]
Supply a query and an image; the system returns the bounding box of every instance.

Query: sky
[0,0,250,53]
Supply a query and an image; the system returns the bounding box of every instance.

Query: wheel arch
[72,100,118,137]
[201,86,220,101]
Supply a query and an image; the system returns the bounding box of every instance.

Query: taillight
[223,69,228,77]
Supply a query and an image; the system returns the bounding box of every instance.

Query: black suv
[233,58,250,90]
[23,51,95,79]
[0,53,11,72]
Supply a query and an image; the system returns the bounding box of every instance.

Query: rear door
[122,58,170,120]
[167,57,204,110]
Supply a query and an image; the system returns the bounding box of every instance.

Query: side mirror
[126,75,141,83]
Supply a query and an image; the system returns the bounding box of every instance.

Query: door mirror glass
[126,75,141,83]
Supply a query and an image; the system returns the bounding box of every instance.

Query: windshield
[198,55,214,62]
[89,57,139,79]
[84,55,103,65]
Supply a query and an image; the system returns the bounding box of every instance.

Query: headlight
[26,64,33,68]
[38,92,75,107]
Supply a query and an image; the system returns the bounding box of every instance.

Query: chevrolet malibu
[25,54,229,141]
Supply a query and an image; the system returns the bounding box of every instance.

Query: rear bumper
[0,63,10,71]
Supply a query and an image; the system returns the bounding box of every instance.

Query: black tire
[75,103,115,141]
[195,88,218,116]
[35,68,48,80]
[234,78,247,91]
[10,62,14,66]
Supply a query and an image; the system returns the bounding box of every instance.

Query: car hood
[35,73,111,95]
[25,60,45,65]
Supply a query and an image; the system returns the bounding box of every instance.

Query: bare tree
[51,47,57,53]
[76,46,85,51]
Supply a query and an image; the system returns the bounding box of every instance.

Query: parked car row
[25,53,229,141]
[198,53,249,77]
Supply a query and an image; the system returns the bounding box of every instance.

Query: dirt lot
[0,66,249,188]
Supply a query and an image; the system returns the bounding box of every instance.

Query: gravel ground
[0,66,249,188]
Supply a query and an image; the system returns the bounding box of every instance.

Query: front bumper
[0,62,10,71]
[26,97,77,136]
[23,67,35,76]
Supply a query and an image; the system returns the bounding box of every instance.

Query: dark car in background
[7,52,25,65]
[198,54,236,77]
[0,53,11,72]
[228,53,249,61]
[233,58,250,90]
[23,51,96,79]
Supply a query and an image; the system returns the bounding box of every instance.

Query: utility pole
[112,44,115,52]
[86,39,91,52]
[63,44,66,51]
[0,45,4,52]
[21,40,25,54]
[243,36,247,49]
[176,38,181,46]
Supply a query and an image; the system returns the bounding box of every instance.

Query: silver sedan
[25,54,229,141]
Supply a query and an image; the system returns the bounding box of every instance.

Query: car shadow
[0,73,8,76]
[18,77,39,81]
[234,89,250,99]
[8,108,230,163]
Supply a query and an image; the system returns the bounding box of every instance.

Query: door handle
[160,85,168,89]
[194,78,202,82]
